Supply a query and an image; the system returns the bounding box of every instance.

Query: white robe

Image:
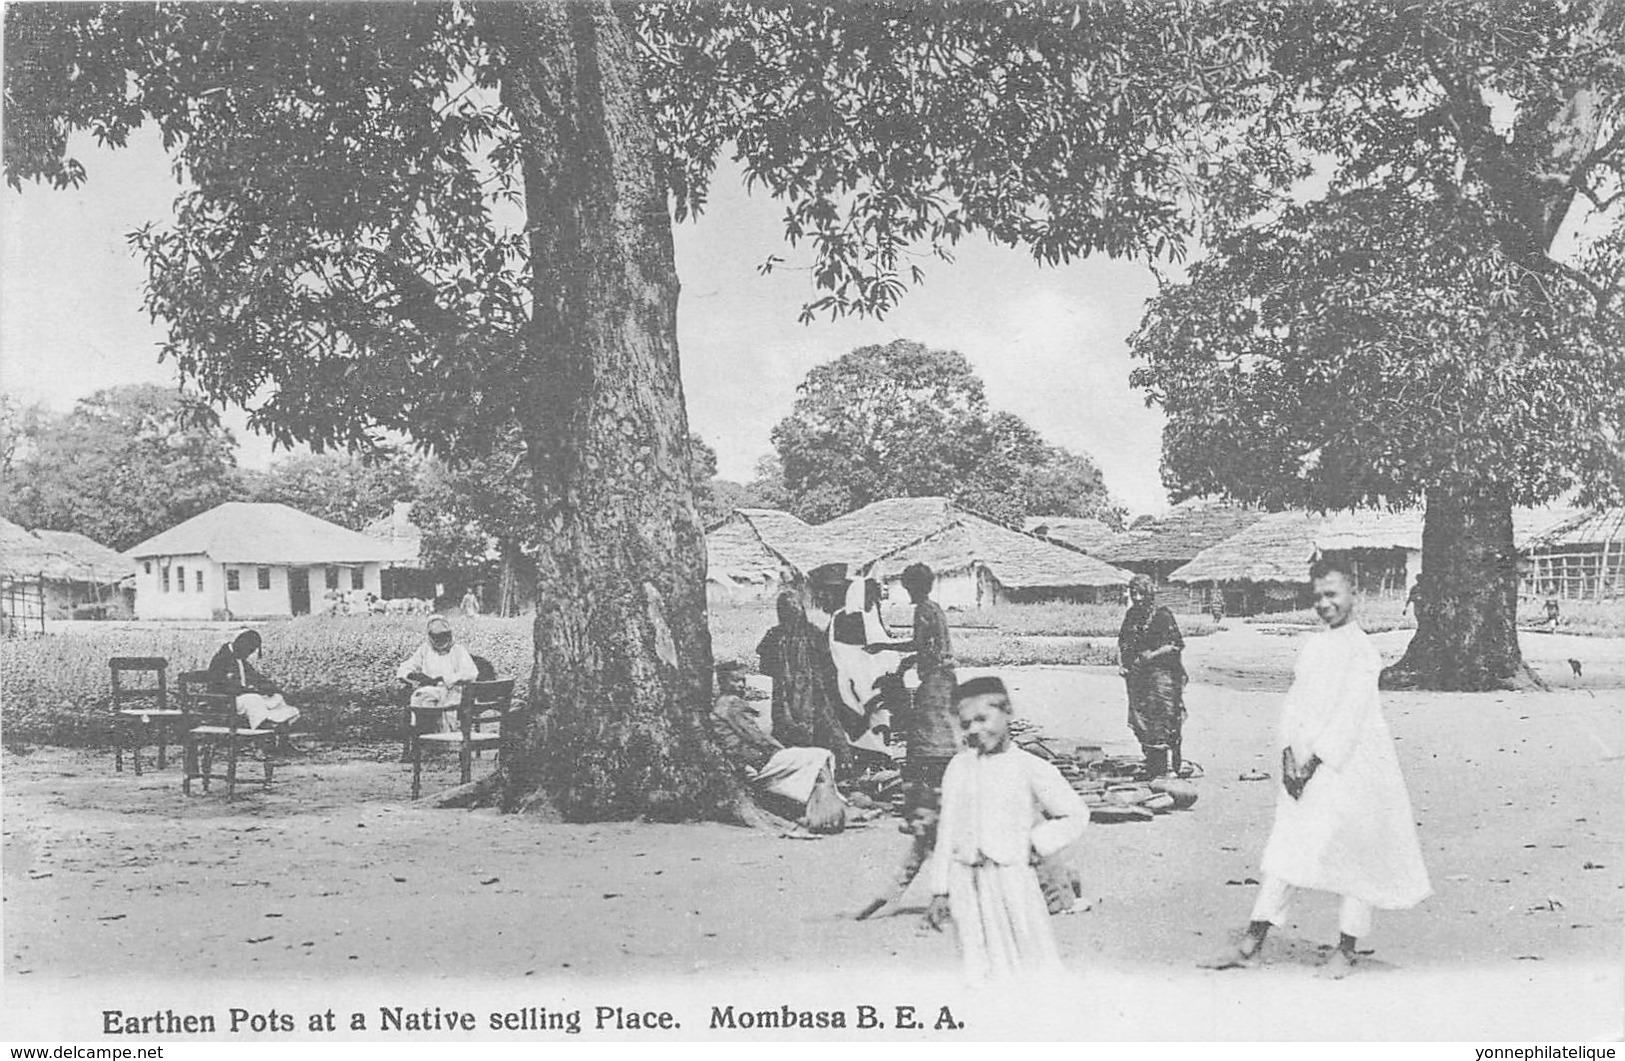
[1259,622,1431,909]
[828,579,903,718]
[929,747,1089,979]
[753,746,835,805]
[398,641,480,732]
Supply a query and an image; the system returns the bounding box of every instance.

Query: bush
[0,615,534,748]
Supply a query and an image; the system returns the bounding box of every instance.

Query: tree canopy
[1129,0,1625,515]
[772,339,1119,525]
[1126,0,1625,690]
[1131,191,1625,513]
[0,383,240,551]
[3,2,1284,459]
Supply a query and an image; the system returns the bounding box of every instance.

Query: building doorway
[288,567,311,615]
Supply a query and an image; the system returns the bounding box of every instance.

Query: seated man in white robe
[396,616,481,752]
[1201,556,1431,978]
[710,662,836,812]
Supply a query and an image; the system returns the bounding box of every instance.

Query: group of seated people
[203,617,490,743]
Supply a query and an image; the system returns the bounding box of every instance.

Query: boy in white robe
[925,675,1089,980]
[1201,557,1431,977]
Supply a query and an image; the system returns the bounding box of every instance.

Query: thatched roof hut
[1523,507,1625,601]
[1169,510,1323,585]
[808,497,1131,608]
[0,519,135,620]
[704,508,819,603]
[1094,500,1266,572]
[1173,508,1426,613]
[1023,516,1120,554]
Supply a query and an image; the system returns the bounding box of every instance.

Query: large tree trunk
[1381,485,1538,692]
[478,0,736,820]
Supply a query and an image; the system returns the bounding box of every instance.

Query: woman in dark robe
[757,590,851,774]
[1118,574,1187,777]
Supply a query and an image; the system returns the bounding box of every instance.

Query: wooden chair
[177,670,275,799]
[411,678,514,799]
[109,657,187,774]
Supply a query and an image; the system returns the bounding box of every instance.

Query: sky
[1,128,1175,515]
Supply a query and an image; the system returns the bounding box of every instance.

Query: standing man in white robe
[1201,556,1431,977]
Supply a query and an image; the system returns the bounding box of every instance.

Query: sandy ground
[4,623,1622,1041]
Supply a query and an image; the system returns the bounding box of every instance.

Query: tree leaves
[771,339,1120,524]
[1,384,241,551]
[1131,190,1625,511]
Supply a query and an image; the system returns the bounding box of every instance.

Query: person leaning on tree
[709,661,839,819]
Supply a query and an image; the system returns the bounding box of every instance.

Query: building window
[257,567,271,590]
[143,561,152,575]
[351,567,365,590]
[161,567,170,593]
[196,569,204,592]
[325,566,339,590]
[226,568,240,592]
[176,566,186,592]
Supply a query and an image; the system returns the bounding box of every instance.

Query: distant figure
[1568,658,1583,678]
[1118,574,1187,777]
[756,591,850,774]
[461,587,481,616]
[208,629,301,731]
[1545,598,1563,630]
[1200,557,1430,979]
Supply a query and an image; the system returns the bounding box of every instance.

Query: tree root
[1380,659,1549,692]
[420,772,503,809]
[1505,660,1549,692]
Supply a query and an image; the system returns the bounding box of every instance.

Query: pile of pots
[1010,722,1199,825]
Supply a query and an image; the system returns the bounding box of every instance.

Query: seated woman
[710,662,840,821]
[396,616,481,737]
[207,629,301,730]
